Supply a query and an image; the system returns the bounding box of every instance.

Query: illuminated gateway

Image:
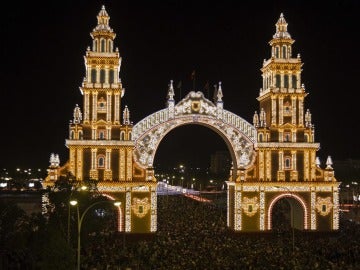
[45,7,340,233]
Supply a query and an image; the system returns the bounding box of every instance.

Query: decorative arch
[267,193,308,230]
[102,193,123,232]
[132,91,257,177]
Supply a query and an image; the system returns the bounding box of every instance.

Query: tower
[254,13,316,182]
[233,13,340,232]
[252,13,336,183]
[66,6,134,182]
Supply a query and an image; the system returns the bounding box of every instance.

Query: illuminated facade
[45,6,157,233]
[45,9,339,233]
[227,13,339,232]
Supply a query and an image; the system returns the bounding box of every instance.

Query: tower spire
[273,13,292,40]
[167,80,175,101]
[73,104,82,124]
[269,13,295,59]
[94,5,112,33]
[123,105,130,125]
[217,81,223,102]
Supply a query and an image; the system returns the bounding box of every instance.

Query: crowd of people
[81,194,360,270]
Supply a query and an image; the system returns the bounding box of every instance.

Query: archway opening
[270,196,305,232]
[154,124,231,190]
[154,124,230,232]
[271,199,292,232]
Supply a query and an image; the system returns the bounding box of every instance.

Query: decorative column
[311,188,316,230]
[151,187,157,232]
[126,148,133,180]
[234,188,242,230]
[104,149,112,180]
[291,96,297,125]
[271,97,277,125]
[125,188,131,232]
[279,96,284,125]
[259,189,265,230]
[278,151,284,181]
[106,92,112,122]
[266,150,271,181]
[119,148,125,181]
[304,151,310,181]
[291,150,298,181]
[298,97,304,126]
[84,92,90,122]
[92,92,98,121]
[114,92,120,123]
[90,148,98,179]
[76,148,83,180]
[310,151,316,181]
[69,147,76,176]
[106,126,111,140]
[259,151,264,180]
[333,188,339,230]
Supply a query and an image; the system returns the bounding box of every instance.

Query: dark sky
[1,0,359,171]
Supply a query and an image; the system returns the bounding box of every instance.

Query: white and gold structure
[229,13,340,232]
[45,9,339,233]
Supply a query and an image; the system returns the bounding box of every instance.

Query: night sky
[1,0,359,171]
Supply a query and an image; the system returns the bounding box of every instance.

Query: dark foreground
[82,195,359,270]
[1,194,359,269]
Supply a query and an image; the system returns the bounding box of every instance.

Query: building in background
[210,151,231,175]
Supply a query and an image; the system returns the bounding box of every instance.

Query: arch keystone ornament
[44,8,340,234]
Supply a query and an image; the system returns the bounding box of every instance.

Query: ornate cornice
[66,139,134,146]
[256,142,319,149]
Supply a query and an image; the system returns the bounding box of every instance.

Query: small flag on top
[191,70,196,81]
[177,80,182,89]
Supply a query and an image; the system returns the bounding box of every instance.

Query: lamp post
[275,186,295,253]
[67,185,88,244]
[70,199,121,270]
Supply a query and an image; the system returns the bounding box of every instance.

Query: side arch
[102,193,123,232]
[267,193,309,230]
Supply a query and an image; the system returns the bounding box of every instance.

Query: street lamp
[70,199,121,270]
[275,186,295,253]
[67,185,88,243]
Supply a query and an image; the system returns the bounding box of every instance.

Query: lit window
[276,75,281,87]
[98,130,105,140]
[100,69,105,83]
[94,40,98,52]
[284,132,291,142]
[258,133,263,142]
[91,69,97,83]
[284,75,289,88]
[283,101,291,116]
[98,156,105,168]
[292,75,297,88]
[275,47,279,58]
[109,70,114,84]
[98,97,106,112]
[101,39,105,52]
[282,46,287,58]
[108,40,112,52]
[284,157,291,169]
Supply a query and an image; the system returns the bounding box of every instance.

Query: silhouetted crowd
[81,195,360,270]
